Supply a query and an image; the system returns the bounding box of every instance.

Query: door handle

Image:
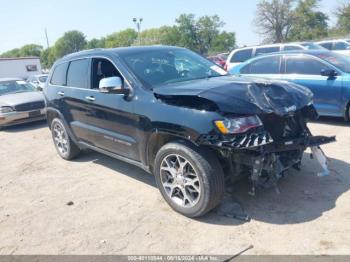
[57,91,65,96]
[85,96,96,102]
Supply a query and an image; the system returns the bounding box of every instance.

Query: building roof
[0,78,23,82]
[0,57,40,61]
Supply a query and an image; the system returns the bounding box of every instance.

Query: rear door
[63,58,92,142]
[81,57,139,161]
[239,55,284,81]
[227,48,253,70]
[282,55,343,116]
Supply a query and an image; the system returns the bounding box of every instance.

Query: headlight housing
[0,106,14,113]
[214,115,262,134]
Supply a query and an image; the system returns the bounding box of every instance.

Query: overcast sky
[0,0,339,53]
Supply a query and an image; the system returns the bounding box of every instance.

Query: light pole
[133,18,143,45]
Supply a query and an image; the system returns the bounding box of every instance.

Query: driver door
[82,57,140,161]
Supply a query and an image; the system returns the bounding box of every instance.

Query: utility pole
[133,18,143,45]
[44,28,50,49]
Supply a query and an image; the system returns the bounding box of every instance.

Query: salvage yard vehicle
[0,78,46,129]
[316,39,350,56]
[226,42,325,71]
[44,46,335,218]
[230,50,350,120]
[27,74,48,91]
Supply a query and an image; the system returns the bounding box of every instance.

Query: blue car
[230,50,350,120]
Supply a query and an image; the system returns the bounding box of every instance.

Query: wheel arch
[145,130,199,173]
[46,107,79,145]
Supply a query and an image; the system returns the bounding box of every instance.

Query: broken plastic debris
[311,146,330,177]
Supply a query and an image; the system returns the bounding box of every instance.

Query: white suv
[225,42,324,71]
[316,39,350,56]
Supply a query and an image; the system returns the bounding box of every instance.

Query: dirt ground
[0,118,349,255]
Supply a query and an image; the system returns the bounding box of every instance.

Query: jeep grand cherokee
[44,46,335,217]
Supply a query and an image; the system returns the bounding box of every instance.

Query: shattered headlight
[214,115,262,134]
[0,106,14,114]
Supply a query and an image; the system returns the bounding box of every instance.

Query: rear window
[50,62,68,86]
[67,59,89,89]
[333,41,350,50]
[284,45,303,51]
[230,49,253,63]
[319,42,332,50]
[255,46,280,56]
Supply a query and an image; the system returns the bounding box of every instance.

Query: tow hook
[310,146,330,177]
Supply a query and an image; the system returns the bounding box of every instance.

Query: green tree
[140,26,180,46]
[288,0,328,41]
[40,47,56,68]
[196,15,225,54]
[87,38,106,49]
[333,1,350,35]
[105,29,137,48]
[209,31,236,55]
[175,14,200,52]
[54,30,87,58]
[19,44,43,57]
[174,14,234,55]
[0,48,21,58]
[254,0,296,43]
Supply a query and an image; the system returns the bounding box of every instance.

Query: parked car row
[0,78,46,129]
[229,49,350,121]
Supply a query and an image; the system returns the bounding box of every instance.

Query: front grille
[15,101,45,112]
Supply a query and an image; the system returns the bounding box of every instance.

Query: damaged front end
[199,105,335,194]
[154,76,336,193]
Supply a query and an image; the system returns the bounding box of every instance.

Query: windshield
[301,43,325,50]
[316,52,350,73]
[39,76,48,83]
[120,49,227,88]
[0,80,36,96]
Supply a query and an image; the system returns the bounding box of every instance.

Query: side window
[91,58,122,89]
[255,46,280,56]
[50,62,68,86]
[243,56,280,74]
[333,41,349,50]
[284,45,303,51]
[230,49,253,63]
[319,42,332,50]
[67,59,89,89]
[285,56,329,75]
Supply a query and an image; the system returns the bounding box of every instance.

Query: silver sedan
[0,78,46,129]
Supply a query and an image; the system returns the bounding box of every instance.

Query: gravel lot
[0,118,349,255]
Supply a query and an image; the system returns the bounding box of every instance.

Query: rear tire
[50,118,80,160]
[154,141,225,218]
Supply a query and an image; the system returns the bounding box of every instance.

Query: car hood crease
[153,76,313,115]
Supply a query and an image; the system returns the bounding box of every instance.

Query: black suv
[44,46,335,217]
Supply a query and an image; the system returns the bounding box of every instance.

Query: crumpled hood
[0,91,45,107]
[153,76,313,116]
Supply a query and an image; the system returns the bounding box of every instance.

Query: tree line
[0,14,236,68]
[254,0,350,43]
[1,0,350,68]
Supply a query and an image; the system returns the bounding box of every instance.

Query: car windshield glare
[316,53,350,73]
[0,81,36,96]
[120,49,227,88]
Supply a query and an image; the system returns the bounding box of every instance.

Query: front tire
[154,141,225,218]
[50,118,80,160]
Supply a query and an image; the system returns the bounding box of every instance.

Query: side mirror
[99,77,129,95]
[320,69,338,78]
